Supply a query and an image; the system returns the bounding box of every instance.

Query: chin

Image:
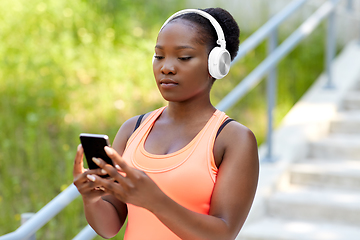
[160,94,187,103]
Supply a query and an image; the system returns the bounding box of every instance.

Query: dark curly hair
[167,8,240,61]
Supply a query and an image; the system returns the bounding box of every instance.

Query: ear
[208,73,216,81]
[208,74,216,85]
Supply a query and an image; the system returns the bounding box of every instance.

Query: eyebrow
[155,45,196,50]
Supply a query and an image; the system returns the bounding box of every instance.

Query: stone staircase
[237,41,360,240]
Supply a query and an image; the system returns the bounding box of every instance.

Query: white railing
[1,0,358,239]
[0,184,92,240]
[216,0,344,161]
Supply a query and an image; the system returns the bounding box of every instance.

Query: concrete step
[266,187,360,226]
[330,111,360,134]
[308,134,360,160]
[238,217,360,240]
[351,80,360,91]
[290,160,360,190]
[342,92,360,110]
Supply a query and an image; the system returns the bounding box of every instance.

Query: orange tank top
[122,107,228,240]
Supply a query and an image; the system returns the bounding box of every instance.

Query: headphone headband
[157,9,231,79]
[160,9,226,49]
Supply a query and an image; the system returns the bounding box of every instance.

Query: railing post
[346,0,353,11]
[264,27,278,162]
[358,4,360,45]
[346,0,359,45]
[346,0,360,45]
[21,213,36,240]
[324,0,337,89]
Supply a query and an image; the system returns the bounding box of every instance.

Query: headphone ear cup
[208,47,231,79]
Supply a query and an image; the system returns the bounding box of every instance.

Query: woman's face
[153,19,213,103]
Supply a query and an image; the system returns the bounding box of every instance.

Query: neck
[165,99,216,123]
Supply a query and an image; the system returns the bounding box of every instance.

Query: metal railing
[0,184,90,240]
[1,0,358,239]
[217,0,342,161]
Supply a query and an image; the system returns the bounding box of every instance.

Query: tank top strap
[125,106,166,150]
[199,110,228,181]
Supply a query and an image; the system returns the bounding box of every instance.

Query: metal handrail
[216,0,341,161]
[0,184,80,240]
[217,0,340,110]
[231,0,308,65]
[72,225,97,240]
[0,0,350,239]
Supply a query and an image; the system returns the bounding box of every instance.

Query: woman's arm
[73,145,123,238]
[73,115,144,238]
[89,121,259,240]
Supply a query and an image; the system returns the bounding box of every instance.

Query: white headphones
[156,9,231,79]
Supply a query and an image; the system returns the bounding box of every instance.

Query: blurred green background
[0,0,328,239]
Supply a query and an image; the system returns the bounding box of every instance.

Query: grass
[0,0,333,239]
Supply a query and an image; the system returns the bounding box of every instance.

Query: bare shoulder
[221,120,257,150]
[214,120,259,189]
[214,120,258,168]
[222,120,258,166]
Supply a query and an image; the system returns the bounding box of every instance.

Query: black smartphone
[79,133,114,172]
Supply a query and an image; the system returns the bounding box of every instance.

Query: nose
[160,59,176,75]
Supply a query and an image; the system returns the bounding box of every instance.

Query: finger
[73,144,84,178]
[76,177,106,194]
[74,168,107,187]
[94,186,106,191]
[86,174,117,191]
[91,157,136,193]
[87,174,126,201]
[92,157,126,181]
[87,174,96,182]
[104,146,133,176]
[86,168,109,176]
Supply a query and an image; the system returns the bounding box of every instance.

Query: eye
[154,55,164,60]
[178,56,192,61]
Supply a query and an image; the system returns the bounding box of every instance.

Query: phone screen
[79,133,113,170]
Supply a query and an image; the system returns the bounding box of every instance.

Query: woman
[73,7,259,240]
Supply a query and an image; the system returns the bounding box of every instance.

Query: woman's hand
[73,144,109,204]
[86,146,165,212]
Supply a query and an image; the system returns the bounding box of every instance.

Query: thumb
[73,144,85,178]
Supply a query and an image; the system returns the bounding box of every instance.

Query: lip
[159,78,179,89]
[160,78,178,85]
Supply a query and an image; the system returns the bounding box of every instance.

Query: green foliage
[0,0,184,239]
[0,0,330,239]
